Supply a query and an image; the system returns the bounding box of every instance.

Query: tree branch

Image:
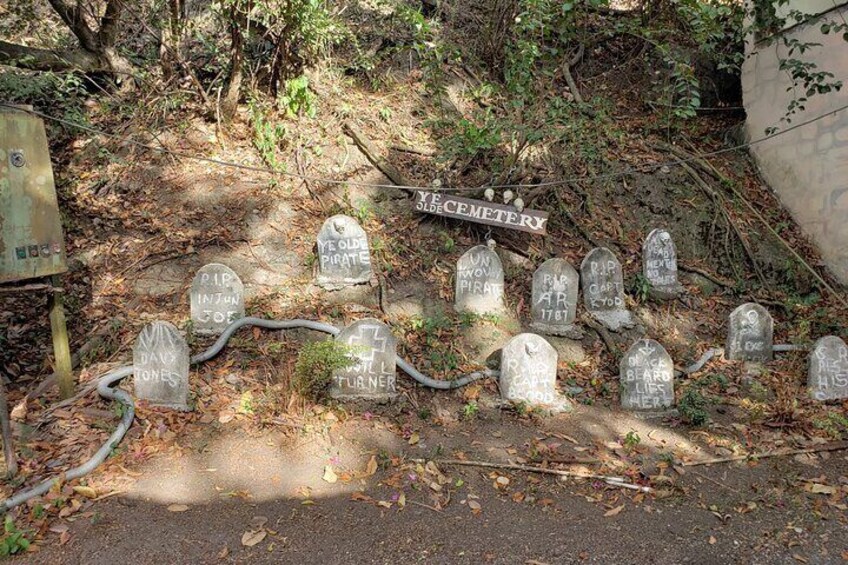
[98,0,125,48]
[0,40,105,72]
[46,0,98,51]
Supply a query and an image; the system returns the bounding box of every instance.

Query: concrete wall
[742,3,848,283]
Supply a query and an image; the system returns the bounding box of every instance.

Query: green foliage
[633,273,652,303]
[293,340,356,400]
[0,517,30,556]
[813,410,848,440]
[623,430,641,450]
[462,401,480,420]
[247,93,287,172]
[679,387,710,426]
[278,75,317,118]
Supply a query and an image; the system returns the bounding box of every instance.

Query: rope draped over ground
[0,316,807,513]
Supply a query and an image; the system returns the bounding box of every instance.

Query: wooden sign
[413,191,548,235]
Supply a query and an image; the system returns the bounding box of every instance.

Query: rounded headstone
[330,318,397,399]
[190,263,245,335]
[530,258,581,338]
[580,247,634,331]
[316,215,373,289]
[133,321,190,410]
[642,229,683,299]
[726,303,773,362]
[500,333,570,412]
[620,338,675,412]
[455,245,505,315]
[808,335,848,401]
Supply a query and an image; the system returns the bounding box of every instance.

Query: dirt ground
[17,394,848,564]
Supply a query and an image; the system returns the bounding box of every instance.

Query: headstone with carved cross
[330,318,397,400]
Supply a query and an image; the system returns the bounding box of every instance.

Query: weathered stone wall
[741,4,848,283]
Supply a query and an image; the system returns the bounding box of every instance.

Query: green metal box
[0,106,67,284]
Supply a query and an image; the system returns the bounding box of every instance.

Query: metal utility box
[0,105,67,283]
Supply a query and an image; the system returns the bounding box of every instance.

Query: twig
[0,378,17,478]
[0,283,58,294]
[408,500,442,512]
[678,264,735,288]
[295,149,326,211]
[390,144,436,156]
[690,469,744,495]
[682,441,848,467]
[436,459,653,492]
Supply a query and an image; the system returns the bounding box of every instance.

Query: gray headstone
[190,263,245,335]
[316,215,373,289]
[133,321,190,410]
[580,247,634,331]
[727,303,773,362]
[530,258,581,337]
[455,245,505,315]
[643,229,683,299]
[808,336,848,401]
[330,318,397,399]
[500,333,570,412]
[620,338,675,411]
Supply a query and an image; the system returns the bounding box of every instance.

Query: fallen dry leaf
[241,530,267,547]
[604,505,624,517]
[167,504,189,512]
[408,432,420,446]
[468,499,482,512]
[709,536,716,545]
[365,456,378,476]
[72,486,97,499]
[323,466,338,484]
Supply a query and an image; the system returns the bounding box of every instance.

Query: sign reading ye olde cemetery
[414,191,549,235]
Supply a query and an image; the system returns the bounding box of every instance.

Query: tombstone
[530,258,581,338]
[330,318,397,399]
[580,247,634,331]
[133,321,190,410]
[642,229,683,299]
[500,333,570,412]
[808,336,848,401]
[190,263,245,335]
[455,245,505,315]
[316,215,373,289]
[620,339,675,412]
[726,303,773,362]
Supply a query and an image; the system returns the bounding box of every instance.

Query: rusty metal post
[48,275,74,399]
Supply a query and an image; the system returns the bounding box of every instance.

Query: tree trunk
[0,40,107,73]
[221,7,246,122]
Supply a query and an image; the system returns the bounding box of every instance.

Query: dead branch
[0,378,17,478]
[436,459,653,492]
[678,264,735,288]
[580,314,621,360]
[682,441,848,467]
[343,121,412,188]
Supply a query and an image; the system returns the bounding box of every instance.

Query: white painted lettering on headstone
[330,318,397,399]
[727,303,773,362]
[316,215,373,289]
[620,338,675,411]
[190,263,244,335]
[530,258,581,337]
[133,321,190,410]
[580,247,634,331]
[500,333,570,412]
[642,229,683,299]
[455,245,505,315]
[808,335,848,401]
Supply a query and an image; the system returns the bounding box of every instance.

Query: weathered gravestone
[580,247,634,331]
[316,215,373,289]
[330,318,397,399]
[455,245,505,315]
[643,229,683,299]
[133,321,190,410]
[500,333,570,412]
[530,258,581,338]
[190,263,244,335]
[727,303,773,362]
[620,339,675,412]
[808,336,848,401]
